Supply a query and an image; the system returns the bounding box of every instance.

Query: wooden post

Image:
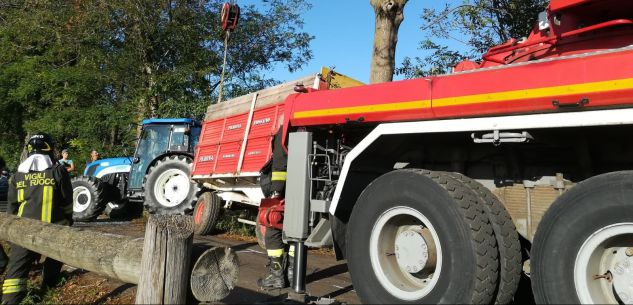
[135,215,193,305]
[0,213,238,302]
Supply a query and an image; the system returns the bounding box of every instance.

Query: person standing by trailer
[1,134,73,305]
[0,156,7,275]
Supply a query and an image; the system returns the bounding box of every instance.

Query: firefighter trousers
[1,244,63,305]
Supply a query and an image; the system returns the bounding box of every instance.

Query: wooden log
[0,213,238,301]
[190,247,239,302]
[136,215,193,305]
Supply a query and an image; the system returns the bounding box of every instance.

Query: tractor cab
[127,118,201,200]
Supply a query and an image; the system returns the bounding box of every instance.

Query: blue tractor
[72,118,202,221]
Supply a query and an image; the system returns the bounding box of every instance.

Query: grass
[19,275,68,305]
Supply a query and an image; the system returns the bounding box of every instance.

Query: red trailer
[191,69,363,233]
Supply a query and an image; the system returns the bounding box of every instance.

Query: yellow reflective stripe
[3,279,26,286]
[293,77,633,119]
[48,186,53,223]
[289,245,295,257]
[267,249,284,257]
[2,285,26,294]
[271,171,287,181]
[41,186,48,222]
[17,189,25,217]
[41,186,52,223]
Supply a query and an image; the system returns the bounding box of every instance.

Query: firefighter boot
[257,256,286,290]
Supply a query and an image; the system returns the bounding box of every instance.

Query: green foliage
[215,209,256,236]
[0,0,313,168]
[399,0,547,78]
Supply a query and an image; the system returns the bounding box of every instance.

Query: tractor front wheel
[72,176,107,222]
[144,155,199,215]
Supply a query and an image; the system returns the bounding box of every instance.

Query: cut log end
[190,247,239,302]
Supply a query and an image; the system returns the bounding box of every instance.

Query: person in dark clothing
[257,128,295,290]
[0,156,7,274]
[1,134,73,305]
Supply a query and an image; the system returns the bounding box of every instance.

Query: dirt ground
[0,218,359,305]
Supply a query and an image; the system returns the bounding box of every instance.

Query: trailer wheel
[532,171,633,304]
[144,155,199,215]
[193,192,222,236]
[346,169,498,304]
[72,176,107,222]
[444,172,522,304]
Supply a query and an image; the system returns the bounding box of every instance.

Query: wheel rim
[73,186,91,213]
[153,168,191,208]
[194,200,205,224]
[369,206,442,301]
[574,223,633,304]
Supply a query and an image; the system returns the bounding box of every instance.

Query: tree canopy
[0,0,312,170]
[399,0,548,78]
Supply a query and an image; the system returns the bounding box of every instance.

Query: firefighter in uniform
[1,134,73,305]
[0,157,7,274]
[257,129,295,289]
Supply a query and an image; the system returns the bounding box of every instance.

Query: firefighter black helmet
[26,133,55,157]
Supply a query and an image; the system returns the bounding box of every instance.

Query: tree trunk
[369,0,408,84]
[0,213,238,301]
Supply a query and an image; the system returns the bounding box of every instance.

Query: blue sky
[238,0,463,84]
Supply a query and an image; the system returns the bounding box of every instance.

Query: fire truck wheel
[144,155,200,215]
[532,171,633,304]
[255,216,266,250]
[443,172,522,304]
[193,192,222,236]
[72,176,107,222]
[346,169,498,304]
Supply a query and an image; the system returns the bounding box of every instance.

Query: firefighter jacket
[7,164,73,225]
[259,129,288,197]
[270,129,287,195]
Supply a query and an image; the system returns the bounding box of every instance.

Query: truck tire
[72,176,107,222]
[346,169,498,304]
[144,155,200,215]
[193,192,222,236]
[443,172,522,305]
[532,171,633,304]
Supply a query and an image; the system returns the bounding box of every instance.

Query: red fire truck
[193,0,633,303]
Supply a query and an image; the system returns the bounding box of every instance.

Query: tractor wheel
[72,176,107,222]
[193,192,222,236]
[532,171,633,304]
[346,169,498,304]
[144,155,200,215]
[443,172,522,304]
